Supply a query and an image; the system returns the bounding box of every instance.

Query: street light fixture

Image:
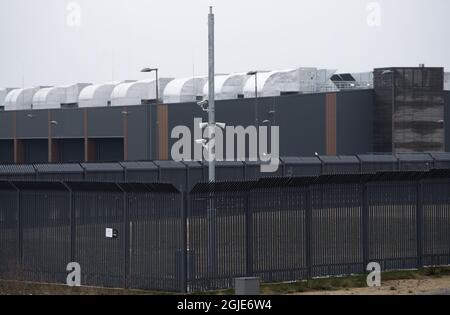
[247,71,259,126]
[141,67,159,103]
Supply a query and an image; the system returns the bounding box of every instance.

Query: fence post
[180,189,188,293]
[305,185,312,279]
[361,182,369,272]
[416,180,423,268]
[245,189,253,277]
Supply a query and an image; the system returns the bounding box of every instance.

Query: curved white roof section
[110,78,174,107]
[0,88,13,107]
[79,81,126,108]
[4,87,40,111]
[203,73,251,100]
[244,69,304,98]
[163,76,208,104]
[32,83,92,109]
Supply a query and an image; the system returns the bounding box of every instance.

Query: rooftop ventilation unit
[202,73,251,100]
[32,83,92,110]
[330,73,373,91]
[4,87,42,111]
[79,81,129,108]
[163,76,208,104]
[243,69,302,98]
[0,88,18,107]
[110,78,174,107]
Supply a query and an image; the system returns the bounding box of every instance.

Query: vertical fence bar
[416,180,423,268]
[122,188,129,289]
[180,189,188,293]
[305,185,312,279]
[361,182,369,271]
[12,183,22,273]
[245,190,253,277]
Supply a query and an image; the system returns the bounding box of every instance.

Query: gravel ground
[295,275,450,295]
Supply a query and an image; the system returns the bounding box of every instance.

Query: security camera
[197,99,209,112]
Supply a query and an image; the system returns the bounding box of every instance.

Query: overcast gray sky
[0,0,449,87]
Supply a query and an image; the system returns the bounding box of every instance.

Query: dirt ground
[295,275,450,295]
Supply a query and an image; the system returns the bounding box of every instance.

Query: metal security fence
[187,171,450,292]
[0,181,183,292]
[0,170,450,293]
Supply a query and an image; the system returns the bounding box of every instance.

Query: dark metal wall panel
[87,107,123,138]
[367,182,418,270]
[56,139,85,163]
[311,184,363,276]
[126,106,150,161]
[20,190,71,283]
[445,91,450,151]
[0,111,14,139]
[16,110,48,139]
[74,191,125,288]
[430,152,450,169]
[320,156,361,175]
[0,165,36,181]
[282,157,322,177]
[276,94,326,156]
[82,163,124,182]
[94,138,124,162]
[121,162,159,183]
[398,154,434,171]
[422,180,450,266]
[0,189,18,279]
[326,93,337,155]
[51,109,84,138]
[211,161,245,182]
[23,139,48,164]
[337,90,374,155]
[0,140,14,163]
[358,155,399,173]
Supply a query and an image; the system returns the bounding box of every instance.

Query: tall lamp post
[141,67,159,103]
[247,71,259,127]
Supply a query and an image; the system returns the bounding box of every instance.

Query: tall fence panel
[18,183,71,284]
[126,184,183,292]
[422,179,450,266]
[188,185,248,292]
[367,181,418,270]
[251,186,308,282]
[0,183,18,279]
[311,182,364,277]
[69,183,126,288]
